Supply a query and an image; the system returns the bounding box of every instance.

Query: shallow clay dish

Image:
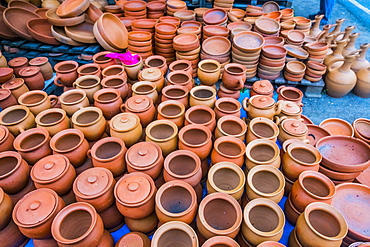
[202,36,231,56]
[255,17,280,34]
[306,124,331,146]
[46,8,85,27]
[285,61,306,75]
[319,165,360,181]
[34,8,48,18]
[128,31,152,41]
[287,30,305,43]
[51,25,85,46]
[227,22,252,31]
[65,22,96,43]
[264,36,284,46]
[356,166,370,187]
[93,22,123,52]
[353,118,370,140]
[203,25,229,37]
[261,45,287,59]
[319,118,354,136]
[155,22,177,35]
[0,6,18,40]
[9,0,38,12]
[332,183,370,241]
[233,31,264,52]
[203,8,227,25]
[56,0,90,18]
[27,18,62,45]
[86,3,103,22]
[262,1,280,13]
[284,44,309,59]
[97,13,128,49]
[123,0,147,11]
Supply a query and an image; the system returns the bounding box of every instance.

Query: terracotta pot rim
[202,236,240,247]
[90,137,126,162]
[13,127,49,152]
[198,59,221,73]
[247,165,285,198]
[208,161,245,195]
[18,90,48,107]
[93,88,121,103]
[286,142,322,165]
[179,123,212,148]
[164,149,201,179]
[146,120,178,143]
[109,113,141,133]
[185,105,216,126]
[92,51,113,64]
[214,136,246,158]
[71,106,104,127]
[158,100,186,119]
[249,117,279,139]
[151,221,198,246]
[102,65,125,76]
[278,86,303,100]
[59,89,87,106]
[35,108,67,127]
[167,70,192,86]
[246,139,279,164]
[298,170,336,200]
[162,85,189,100]
[169,60,192,72]
[0,105,32,127]
[144,55,166,68]
[101,75,127,88]
[190,85,216,101]
[132,81,156,95]
[0,151,23,179]
[74,75,101,89]
[50,129,85,153]
[54,61,79,73]
[352,118,370,140]
[77,63,101,75]
[215,97,241,114]
[216,115,247,138]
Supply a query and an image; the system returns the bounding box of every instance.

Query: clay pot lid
[287,30,305,43]
[14,188,58,226]
[19,66,40,77]
[283,119,308,135]
[262,1,280,13]
[306,124,331,146]
[8,57,28,68]
[29,57,48,66]
[250,95,275,108]
[111,113,139,131]
[0,88,11,101]
[140,68,162,81]
[126,95,152,112]
[127,142,159,168]
[75,167,112,197]
[116,174,151,204]
[252,80,273,94]
[203,8,227,25]
[284,45,309,59]
[31,155,69,182]
[280,101,301,114]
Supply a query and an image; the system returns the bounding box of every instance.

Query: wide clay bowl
[65,22,96,43]
[8,0,38,12]
[319,118,354,137]
[97,13,128,50]
[233,31,265,53]
[56,0,90,18]
[51,26,85,46]
[332,183,370,241]
[284,45,309,60]
[203,8,227,25]
[203,25,229,37]
[255,17,280,34]
[353,118,370,141]
[261,45,287,59]
[27,18,62,45]
[3,7,41,41]
[0,6,18,40]
[227,22,252,31]
[306,124,331,146]
[46,8,85,27]
[123,1,147,12]
[316,136,370,173]
[285,61,306,75]
[202,36,231,56]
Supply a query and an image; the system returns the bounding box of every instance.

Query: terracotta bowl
[255,17,280,34]
[97,13,129,50]
[174,10,195,21]
[155,22,177,35]
[203,25,229,37]
[123,0,147,11]
[229,8,246,19]
[287,30,305,43]
[9,0,38,12]
[56,0,90,18]
[285,61,306,75]
[233,31,265,53]
[263,10,282,21]
[305,42,329,52]
[86,3,103,22]
[284,45,309,59]
[306,60,326,71]
[128,31,152,41]
[319,165,361,181]
[319,118,354,137]
[46,8,85,27]
[227,22,252,32]
[65,22,96,43]
[353,118,370,141]
[105,5,123,14]
[203,8,227,25]
[27,18,61,45]
[262,1,280,13]
[261,45,287,59]
[51,25,85,46]
[34,8,48,19]
[132,19,157,29]
[147,1,166,11]
[173,33,199,50]
[0,6,17,40]
[202,36,231,56]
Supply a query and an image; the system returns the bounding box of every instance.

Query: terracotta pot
[277,86,303,105]
[12,188,65,239]
[189,85,217,108]
[77,63,101,79]
[93,88,123,120]
[0,125,14,152]
[211,136,245,167]
[59,89,90,117]
[93,51,117,70]
[122,95,156,127]
[54,61,79,88]
[146,120,178,156]
[101,75,129,101]
[144,55,168,77]
[29,57,53,81]
[155,180,197,224]
[71,107,106,142]
[123,56,144,81]
[138,68,165,93]
[0,219,28,247]
[18,90,58,116]
[157,100,185,128]
[0,105,36,136]
[163,150,201,187]
[284,193,301,226]
[13,127,51,165]
[222,63,247,90]
[243,95,281,120]
[161,85,189,108]
[125,212,158,234]
[152,221,198,246]
[132,81,158,102]
[214,115,247,142]
[214,97,241,121]
[0,88,17,110]
[167,70,194,91]
[197,59,221,86]
[50,129,90,168]
[35,108,71,137]
[101,65,126,79]
[169,59,193,76]
[116,232,151,247]
[197,192,242,239]
[207,161,245,200]
[250,80,274,98]
[1,78,29,100]
[109,112,143,147]
[202,236,240,247]
[0,187,12,231]
[246,117,279,143]
[8,57,28,78]
[178,123,212,160]
[296,202,348,247]
[73,75,101,103]
[217,83,240,100]
[242,198,285,246]
[51,202,105,247]
[184,105,216,132]
[114,172,157,219]
[277,118,309,144]
[245,139,280,171]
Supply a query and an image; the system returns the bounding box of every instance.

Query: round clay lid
[111,113,139,131]
[252,80,274,94]
[2,78,24,90]
[8,57,28,67]
[126,95,151,112]
[29,57,48,66]
[140,68,162,81]
[281,101,301,114]
[116,174,151,204]
[0,88,11,101]
[75,167,112,197]
[14,188,57,226]
[283,119,308,135]
[250,95,275,108]
[31,155,69,182]
[19,66,40,77]
[127,142,159,168]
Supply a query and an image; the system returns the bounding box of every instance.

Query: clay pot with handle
[59,89,90,117]
[222,63,247,90]
[35,108,71,137]
[93,88,123,120]
[0,105,36,136]
[17,90,58,116]
[54,61,79,88]
[73,75,101,104]
[243,95,282,120]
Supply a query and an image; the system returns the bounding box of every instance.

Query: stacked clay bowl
[254,17,280,37]
[104,4,124,18]
[213,0,234,9]
[232,31,265,79]
[284,44,309,62]
[286,30,305,47]
[127,31,153,59]
[294,18,312,35]
[305,60,327,81]
[284,61,306,81]
[194,7,209,22]
[131,19,156,34]
[304,42,329,64]
[280,20,296,32]
[258,45,287,80]
[174,10,196,22]
[280,8,294,21]
[27,18,61,45]
[123,0,147,19]
[119,17,135,32]
[228,9,246,22]
[227,22,252,37]
[155,22,178,63]
[203,25,229,40]
[264,36,285,47]
[173,33,200,75]
[166,0,187,16]
[201,36,231,68]
[147,1,166,19]
[262,10,282,22]
[352,118,370,145]
[203,8,228,27]
[245,5,263,20]
[177,25,202,41]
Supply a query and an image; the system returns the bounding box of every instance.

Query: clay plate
[203,25,229,37]
[301,114,314,125]
[306,124,331,146]
[65,22,96,43]
[319,118,354,136]
[97,13,129,49]
[233,31,265,52]
[264,36,284,46]
[46,8,86,27]
[51,25,85,46]
[27,18,62,45]
[202,36,231,56]
[284,45,309,59]
[227,22,252,31]
[287,30,305,43]
[203,8,227,25]
[319,165,361,181]
[56,0,90,18]
[255,17,280,34]
[0,6,18,40]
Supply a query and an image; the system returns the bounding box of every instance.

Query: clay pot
[71,107,106,142]
[202,236,240,247]
[0,187,12,231]
[0,105,36,136]
[77,63,101,79]
[8,57,28,78]
[1,78,29,100]
[217,83,240,100]
[59,89,90,117]
[242,198,285,246]
[161,85,189,108]
[51,202,105,247]
[0,88,17,110]
[295,202,348,247]
[207,161,245,200]
[152,221,198,246]
[109,112,143,147]
[167,70,194,91]
[50,129,90,168]
[132,81,158,102]
[29,57,53,81]
[146,120,178,156]
[246,117,279,143]
[211,136,245,167]
[197,59,221,86]
[222,63,247,90]
[116,232,151,247]
[102,65,126,78]
[243,95,281,120]
[250,80,274,98]
[0,219,28,247]
[101,75,129,101]
[178,124,212,160]
[157,100,186,128]
[246,165,285,203]
[93,51,118,70]
[35,108,70,137]
[245,139,281,171]
[0,125,14,152]
[214,98,241,121]
[73,167,115,212]
[163,150,202,187]
[138,68,165,93]
[197,192,242,239]
[114,172,157,219]
[12,188,65,239]
[278,118,309,144]
[155,180,197,224]
[144,55,168,76]
[54,61,79,88]
[93,88,123,120]
[276,86,303,105]
[125,212,158,234]
[189,85,217,109]
[18,66,45,91]
[214,115,247,141]
[73,75,101,104]
[278,100,302,121]
[184,105,216,132]
[18,90,58,116]
[123,55,144,80]
[122,95,156,127]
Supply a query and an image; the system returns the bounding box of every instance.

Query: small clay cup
[59,89,90,117]
[35,108,71,137]
[18,90,58,116]
[54,60,79,87]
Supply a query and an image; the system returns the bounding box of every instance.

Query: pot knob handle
[29,201,41,211]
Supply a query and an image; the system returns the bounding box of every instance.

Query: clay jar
[13,127,52,165]
[185,105,216,132]
[0,125,14,152]
[122,95,156,127]
[71,106,106,142]
[196,192,242,239]
[167,70,194,91]
[178,124,212,160]
[123,56,144,81]
[217,83,240,100]
[144,55,168,77]
[282,140,322,181]
[146,120,179,156]
[169,60,193,76]
[101,75,129,101]
[93,88,123,120]
[163,150,202,187]
[295,202,348,247]
[17,90,58,116]
[0,105,36,136]
[277,86,303,105]
[109,112,143,147]
[29,57,53,81]
[214,115,247,141]
[59,89,90,117]
[51,202,105,247]
[93,51,117,70]
[126,141,164,180]
[0,151,30,194]
[211,136,245,167]
[138,67,165,93]
[214,97,241,121]
[189,85,217,108]
[8,57,28,78]
[222,63,247,90]
[151,221,198,247]
[246,165,285,203]
[89,137,127,177]
[246,117,279,143]
[245,139,281,171]
[157,100,186,128]
[35,108,71,136]
[73,75,101,103]
[0,88,17,110]
[132,81,159,103]
[54,60,79,87]
[290,171,336,212]
[207,162,245,201]
[77,63,101,78]
[197,59,221,86]
[278,100,303,120]
[278,118,309,144]
[202,236,240,247]
[0,187,12,231]
[242,198,285,246]
[250,80,274,98]
[161,85,190,108]
[116,232,151,247]
[0,219,28,247]
[1,78,29,100]
[243,95,282,120]
[155,180,197,224]
[18,66,45,91]
[12,188,65,239]
[114,172,157,219]
[73,167,115,212]
[50,129,90,167]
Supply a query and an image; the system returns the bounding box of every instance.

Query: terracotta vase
[324,39,347,69]
[351,43,370,72]
[189,85,217,108]
[122,95,156,127]
[0,125,14,152]
[0,187,12,231]
[54,61,79,88]
[138,68,165,93]
[276,86,303,105]
[0,105,36,136]
[207,161,245,200]
[114,172,157,219]
[59,89,90,117]
[131,81,158,102]
[35,108,71,136]
[144,55,168,77]
[243,95,282,120]
[250,80,274,98]
[245,139,281,171]
[222,63,247,90]
[116,232,151,247]
[71,107,107,142]
[109,112,143,147]
[93,88,123,120]
[0,219,28,247]
[93,51,117,70]
[0,88,17,110]
[309,15,324,39]
[73,75,101,103]
[17,90,58,116]
[151,221,198,247]
[217,83,240,100]
[101,75,129,101]
[214,115,247,141]
[161,85,189,108]
[354,66,370,98]
[8,57,28,78]
[123,56,144,81]
[146,120,178,156]
[214,97,241,121]
[1,78,29,100]
[124,212,158,234]
[342,32,359,56]
[167,70,194,91]
[211,136,245,167]
[155,180,197,224]
[197,59,221,86]
[184,105,216,132]
[18,66,45,91]
[178,123,212,160]
[246,117,279,143]
[29,57,53,81]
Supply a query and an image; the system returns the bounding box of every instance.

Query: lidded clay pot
[0,187,13,231]
[246,117,279,143]
[211,136,246,167]
[0,105,36,136]
[0,88,17,110]
[250,80,274,97]
[114,172,157,219]
[109,112,143,147]
[31,154,76,196]
[73,167,115,212]
[144,55,168,79]
[155,180,197,224]
[35,108,71,136]
[151,221,198,247]
[12,188,65,239]
[138,67,164,92]
[178,123,212,160]
[0,218,28,247]
[0,125,15,152]
[145,120,179,156]
[243,95,282,120]
[214,115,247,142]
[101,75,129,101]
[245,139,281,171]
[214,97,241,121]
[8,57,28,78]
[1,78,29,100]
[278,100,302,120]
[93,88,123,120]
[161,85,189,108]
[157,100,186,128]
[122,95,156,127]
[278,118,309,144]
[29,57,53,81]
[73,75,101,103]
[126,141,164,180]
